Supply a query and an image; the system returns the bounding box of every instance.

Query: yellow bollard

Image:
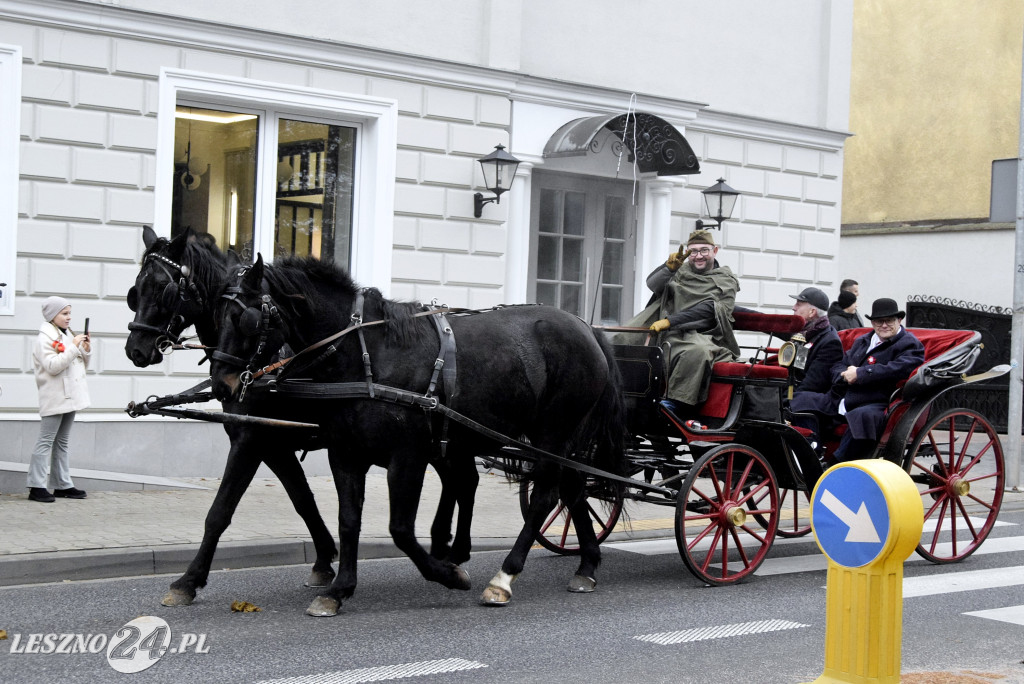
[804,460,924,684]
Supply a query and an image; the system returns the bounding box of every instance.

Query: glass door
[528,172,636,325]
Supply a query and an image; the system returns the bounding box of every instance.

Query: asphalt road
[2,509,1024,684]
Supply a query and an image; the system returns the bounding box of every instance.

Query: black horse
[208,254,626,615]
[124,227,338,606]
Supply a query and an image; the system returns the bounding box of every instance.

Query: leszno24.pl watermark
[6,616,209,673]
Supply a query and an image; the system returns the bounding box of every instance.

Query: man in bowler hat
[791,297,924,461]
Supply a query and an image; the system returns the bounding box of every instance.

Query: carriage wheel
[518,479,624,556]
[676,444,779,585]
[903,408,1004,564]
[748,487,812,538]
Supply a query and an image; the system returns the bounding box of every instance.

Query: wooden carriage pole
[1008,24,1024,492]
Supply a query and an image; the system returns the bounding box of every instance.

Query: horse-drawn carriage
[522,312,1007,585]
[125,227,1008,613]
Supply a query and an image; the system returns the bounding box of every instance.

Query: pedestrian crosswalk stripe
[634,619,809,645]
[753,535,1024,576]
[964,604,1024,626]
[903,565,1024,598]
[253,658,488,684]
[607,531,1022,569]
[922,516,1013,534]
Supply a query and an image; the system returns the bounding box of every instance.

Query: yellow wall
[843,1,1024,225]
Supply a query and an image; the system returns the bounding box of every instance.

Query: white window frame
[155,68,398,292]
[0,43,22,316]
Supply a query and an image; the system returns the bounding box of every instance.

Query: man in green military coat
[622,229,740,414]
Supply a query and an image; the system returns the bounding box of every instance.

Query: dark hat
[789,287,829,312]
[686,229,716,247]
[865,297,905,320]
[837,290,856,309]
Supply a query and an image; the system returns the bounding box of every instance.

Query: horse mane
[143,232,227,301]
[269,256,431,346]
[371,291,434,347]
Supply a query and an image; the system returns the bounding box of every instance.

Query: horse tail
[574,326,628,500]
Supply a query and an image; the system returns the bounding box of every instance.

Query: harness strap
[351,290,375,399]
[426,310,458,400]
[273,379,665,495]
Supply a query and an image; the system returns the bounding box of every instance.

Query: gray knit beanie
[41,296,71,322]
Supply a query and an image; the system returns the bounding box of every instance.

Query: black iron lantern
[696,177,740,230]
[474,144,522,218]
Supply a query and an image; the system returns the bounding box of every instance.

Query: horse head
[210,253,293,402]
[125,226,225,367]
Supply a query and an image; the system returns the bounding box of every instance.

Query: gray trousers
[27,412,76,490]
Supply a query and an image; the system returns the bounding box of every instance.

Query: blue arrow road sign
[812,467,890,567]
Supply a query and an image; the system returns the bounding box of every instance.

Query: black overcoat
[792,324,843,394]
[791,327,924,440]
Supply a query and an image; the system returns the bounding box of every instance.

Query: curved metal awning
[542,112,700,176]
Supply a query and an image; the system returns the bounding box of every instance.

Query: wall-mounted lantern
[474,144,522,218]
[696,177,740,230]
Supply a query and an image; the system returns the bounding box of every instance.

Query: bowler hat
[789,287,829,312]
[865,297,905,320]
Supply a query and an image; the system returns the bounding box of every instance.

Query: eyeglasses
[871,318,899,327]
[689,247,713,257]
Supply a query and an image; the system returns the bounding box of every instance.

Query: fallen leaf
[230,600,262,613]
[0,629,7,640]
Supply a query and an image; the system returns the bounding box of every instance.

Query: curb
[0,527,681,588]
[0,537,520,588]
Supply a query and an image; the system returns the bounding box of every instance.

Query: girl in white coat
[28,296,91,502]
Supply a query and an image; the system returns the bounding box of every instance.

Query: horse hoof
[305,596,340,617]
[452,565,471,591]
[479,584,511,606]
[305,569,335,588]
[161,588,195,607]
[567,575,596,593]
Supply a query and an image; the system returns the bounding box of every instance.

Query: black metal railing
[906,295,1014,432]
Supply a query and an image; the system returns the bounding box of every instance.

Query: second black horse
[209,255,627,615]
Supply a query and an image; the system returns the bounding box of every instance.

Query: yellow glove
[650,318,670,333]
[665,247,688,271]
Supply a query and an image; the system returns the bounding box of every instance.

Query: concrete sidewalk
[0,468,677,587]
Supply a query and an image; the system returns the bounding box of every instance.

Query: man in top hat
[787,286,843,396]
[793,297,924,461]
[620,228,740,414]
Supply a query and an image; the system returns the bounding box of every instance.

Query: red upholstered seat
[836,327,975,362]
[711,362,789,379]
[700,361,790,419]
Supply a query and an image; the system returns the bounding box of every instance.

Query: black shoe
[28,487,55,503]
[53,487,87,499]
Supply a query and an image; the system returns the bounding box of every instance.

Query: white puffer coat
[33,322,91,417]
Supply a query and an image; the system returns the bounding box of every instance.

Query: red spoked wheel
[748,487,812,538]
[903,408,1004,563]
[518,479,624,555]
[676,444,779,585]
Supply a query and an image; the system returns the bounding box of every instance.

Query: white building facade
[0,0,853,489]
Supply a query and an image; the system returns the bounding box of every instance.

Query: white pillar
[504,159,535,305]
[635,180,674,313]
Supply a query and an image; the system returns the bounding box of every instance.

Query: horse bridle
[212,266,284,400]
[127,252,206,351]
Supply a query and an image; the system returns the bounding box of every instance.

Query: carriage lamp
[474,144,522,218]
[696,177,740,230]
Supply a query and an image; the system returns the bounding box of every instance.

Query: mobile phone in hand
[84,318,90,336]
